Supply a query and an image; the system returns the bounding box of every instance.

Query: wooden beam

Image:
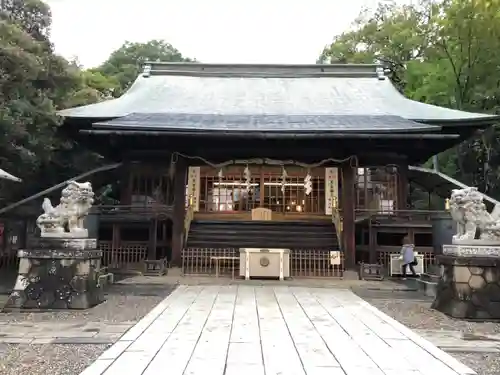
[397,164,409,210]
[259,166,265,207]
[341,164,356,269]
[171,159,187,266]
[120,160,132,205]
[148,219,157,260]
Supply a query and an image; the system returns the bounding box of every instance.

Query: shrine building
[5,62,499,278]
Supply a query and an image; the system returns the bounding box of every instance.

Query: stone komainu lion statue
[36,181,94,237]
[449,187,500,243]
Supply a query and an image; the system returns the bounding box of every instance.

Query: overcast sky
[46,0,413,68]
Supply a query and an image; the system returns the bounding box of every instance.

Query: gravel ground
[0,343,109,375]
[0,282,177,375]
[360,290,500,375]
[453,353,500,375]
[362,290,500,334]
[0,283,177,324]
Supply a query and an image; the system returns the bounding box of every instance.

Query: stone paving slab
[78,285,477,375]
[414,330,500,353]
[0,322,133,345]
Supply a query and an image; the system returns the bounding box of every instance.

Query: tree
[96,40,195,96]
[319,1,438,90]
[320,0,500,198]
[431,0,500,193]
[0,1,197,205]
[0,0,102,202]
[0,0,51,42]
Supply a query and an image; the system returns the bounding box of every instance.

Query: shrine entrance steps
[182,220,342,277]
[186,219,339,250]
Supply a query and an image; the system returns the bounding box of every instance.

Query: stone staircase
[186,220,340,250]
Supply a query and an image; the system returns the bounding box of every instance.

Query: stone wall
[432,255,500,320]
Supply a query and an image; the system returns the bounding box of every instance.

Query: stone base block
[432,254,500,320]
[443,244,500,257]
[3,238,105,311]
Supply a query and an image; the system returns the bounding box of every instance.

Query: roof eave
[416,116,500,127]
[79,129,459,139]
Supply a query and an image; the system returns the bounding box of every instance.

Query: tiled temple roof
[59,63,499,132]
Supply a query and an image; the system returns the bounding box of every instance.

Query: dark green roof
[93,113,442,134]
[59,63,500,128]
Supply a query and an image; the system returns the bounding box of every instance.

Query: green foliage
[96,40,194,96]
[321,0,500,198]
[4,0,500,206]
[0,0,194,205]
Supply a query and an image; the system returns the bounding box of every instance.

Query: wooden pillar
[111,224,119,266]
[341,164,356,269]
[259,167,265,207]
[397,163,409,210]
[171,160,187,267]
[120,160,133,205]
[148,219,157,260]
[368,220,377,264]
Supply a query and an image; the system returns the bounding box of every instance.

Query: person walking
[400,235,417,279]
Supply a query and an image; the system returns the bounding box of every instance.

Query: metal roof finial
[376,66,386,80]
[142,64,152,78]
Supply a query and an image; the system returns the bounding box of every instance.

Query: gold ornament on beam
[445,198,450,211]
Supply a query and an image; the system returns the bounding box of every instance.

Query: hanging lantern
[304,172,312,196]
[217,168,224,182]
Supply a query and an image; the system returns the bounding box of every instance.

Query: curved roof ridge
[141,62,386,79]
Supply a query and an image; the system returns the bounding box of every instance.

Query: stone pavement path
[75,285,478,375]
[0,321,132,345]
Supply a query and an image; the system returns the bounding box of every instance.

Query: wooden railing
[355,208,446,222]
[181,247,344,278]
[355,208,446,268]
[97,204,173,220]
[99,240,148,269]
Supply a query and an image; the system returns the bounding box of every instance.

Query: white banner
[187,167,200,212]
[325,167,339,215]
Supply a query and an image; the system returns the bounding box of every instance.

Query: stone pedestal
[3,238,105,311]
[432,244,500,320]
